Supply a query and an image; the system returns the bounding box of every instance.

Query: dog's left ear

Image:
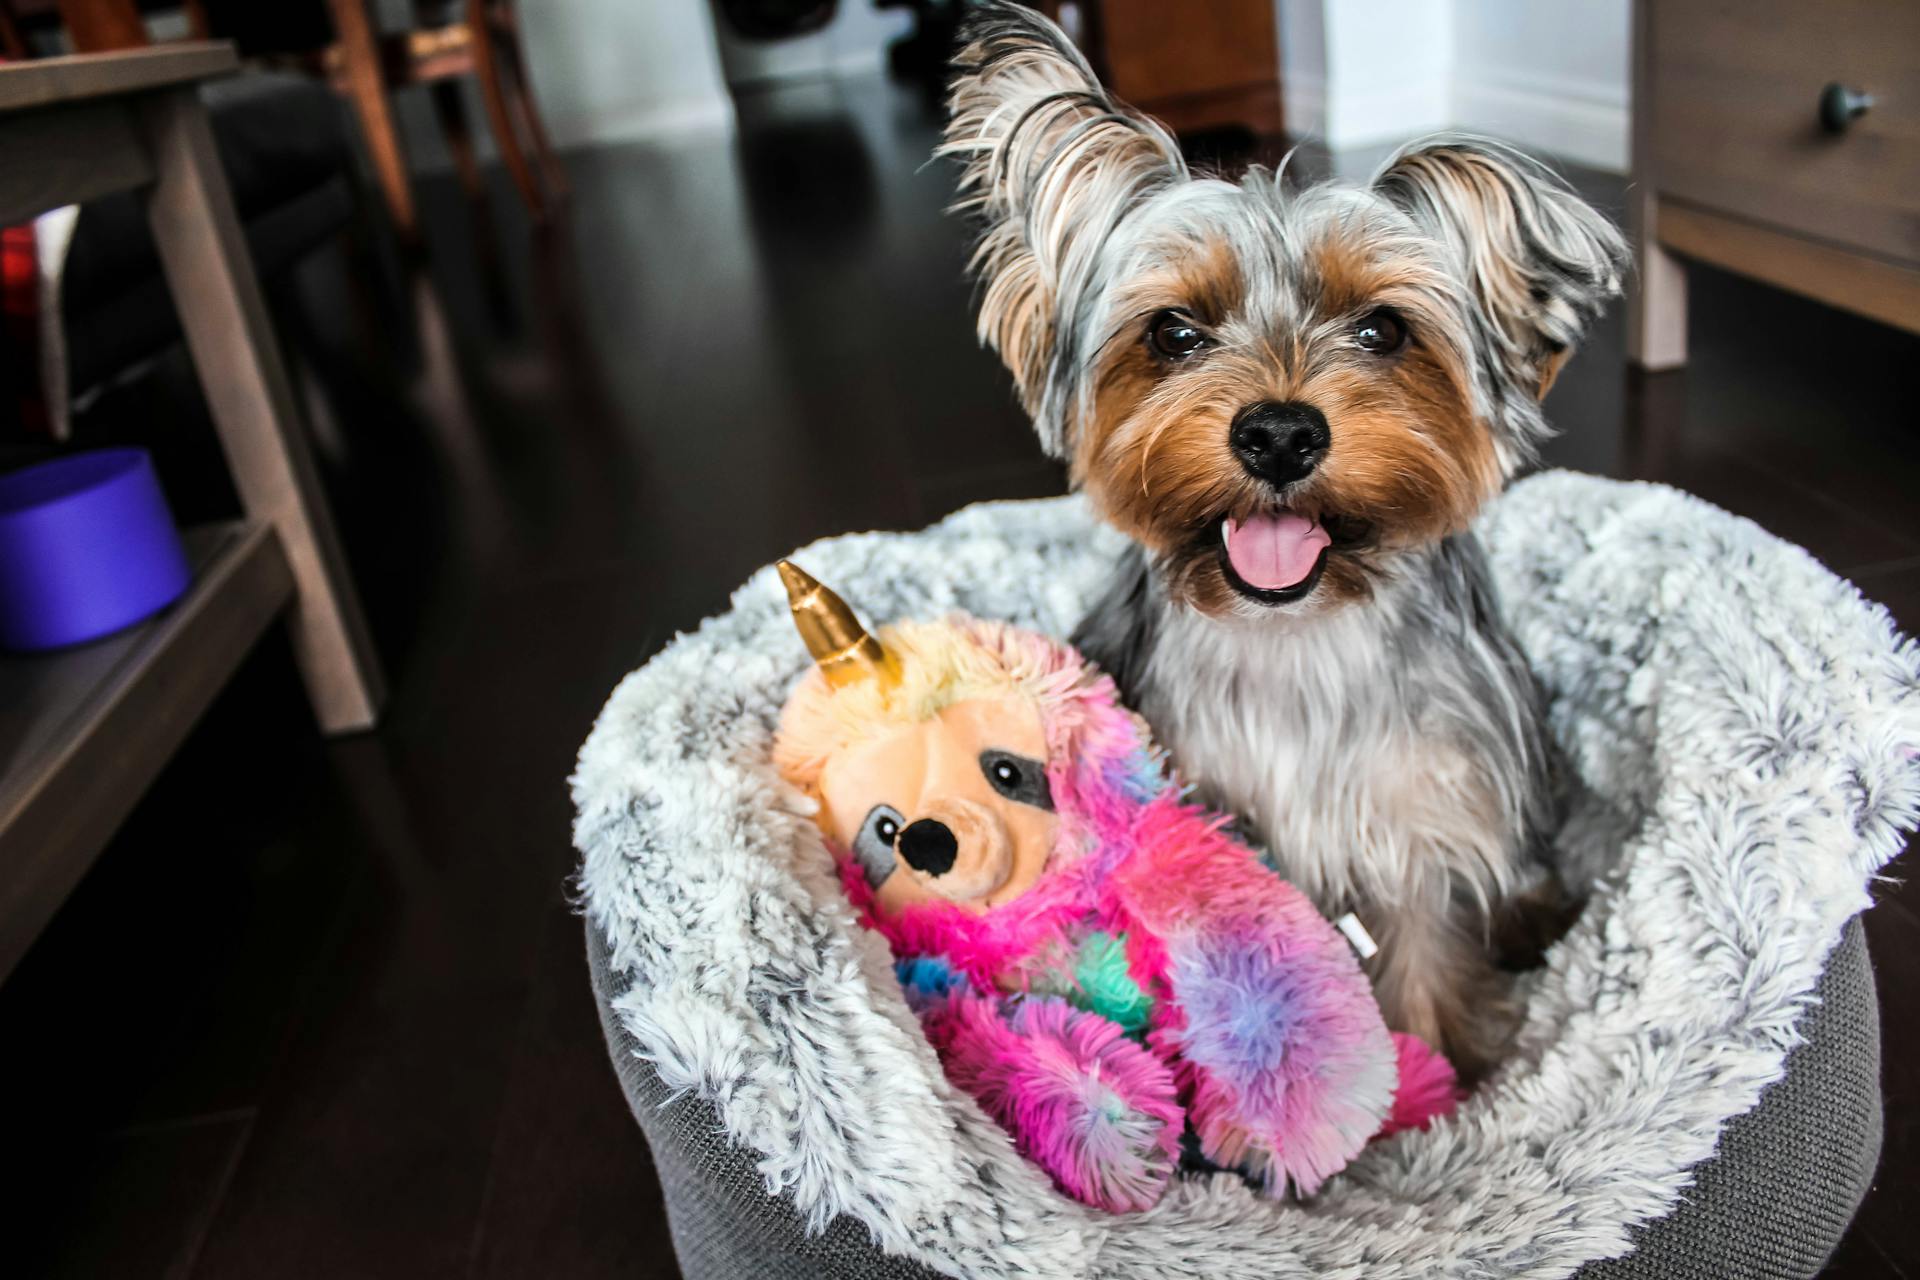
[943,1,1185,459]
[1375,139,1626,405]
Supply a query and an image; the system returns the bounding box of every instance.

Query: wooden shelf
[0,520,293,981]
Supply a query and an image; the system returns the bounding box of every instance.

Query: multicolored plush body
[772,561,1456,1212]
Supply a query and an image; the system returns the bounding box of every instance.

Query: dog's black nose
[1230,402,1330,487]
[898,819,958,876]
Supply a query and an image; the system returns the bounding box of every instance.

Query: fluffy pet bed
[573,471,1919,1279]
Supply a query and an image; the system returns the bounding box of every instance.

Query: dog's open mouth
[1217,510,1331,604]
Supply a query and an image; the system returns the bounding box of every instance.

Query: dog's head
[944,2,1627,617]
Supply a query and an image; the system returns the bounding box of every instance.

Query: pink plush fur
[1380,1033,1462,1137]
[923,993,1183,1212]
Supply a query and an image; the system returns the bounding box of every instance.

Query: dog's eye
[1148,310,1209,360]
[1353,308,1409,355]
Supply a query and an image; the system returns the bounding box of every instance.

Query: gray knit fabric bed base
[589,919,943,1280]
[588,916,1879,1280]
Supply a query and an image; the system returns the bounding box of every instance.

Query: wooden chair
[19,0,566,244]
[315,0,568,243]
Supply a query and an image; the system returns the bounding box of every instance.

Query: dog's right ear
[943,2,1184,458]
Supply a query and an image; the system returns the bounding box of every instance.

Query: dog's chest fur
[1073,535,1554,917]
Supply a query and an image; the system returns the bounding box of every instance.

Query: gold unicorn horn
[777,559,899,689]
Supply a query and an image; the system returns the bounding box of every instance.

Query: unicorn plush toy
[772,561,1456,1213]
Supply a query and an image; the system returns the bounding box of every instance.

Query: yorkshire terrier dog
[943,2,1626,1079]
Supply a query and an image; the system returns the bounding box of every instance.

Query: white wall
[710,2,913,90]
[1278,0,1630,172]
[378,0,733,167]
[394,0,914,158]
[1451,0,1630,172]
[1322,2,1454,149]
[518,0,734,144]
[1276,0,1331,138]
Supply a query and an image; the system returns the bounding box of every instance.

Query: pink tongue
[1224,512,1331,591]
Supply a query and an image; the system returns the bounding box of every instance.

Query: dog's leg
[1365,893,1519,1086]
[1070,546,1158,706]
[1490,869,1584,971]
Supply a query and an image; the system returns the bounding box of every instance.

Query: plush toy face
[815,695,1057,914]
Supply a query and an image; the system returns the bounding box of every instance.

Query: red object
[0,51,49,436]
[1,216,48,436]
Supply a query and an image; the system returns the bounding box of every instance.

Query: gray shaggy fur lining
[572,471,1919,1279]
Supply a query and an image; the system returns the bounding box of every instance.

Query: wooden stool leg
[328,0,419,245]
[140,88,385,733]
[466,0,546,223]
[492,2,568,200]
[429,79,487,205]
[1629,235,1688,370]
[1626,0,1686,369]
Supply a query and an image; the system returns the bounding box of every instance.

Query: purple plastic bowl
[0,449,192,652]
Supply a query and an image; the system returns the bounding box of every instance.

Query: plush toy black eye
[1354,308,1409,355]
[852,804,904,887]
[1147,310,1208,360]
[979,751,1054,811]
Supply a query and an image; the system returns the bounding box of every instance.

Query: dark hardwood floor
[2,71,1914,1278]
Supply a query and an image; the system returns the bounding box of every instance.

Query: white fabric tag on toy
[1334,912,1378,959]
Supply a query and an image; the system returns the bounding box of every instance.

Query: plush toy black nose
[898,818,958,876]
[1230,401,1331,487]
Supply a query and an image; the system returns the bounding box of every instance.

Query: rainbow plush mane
[773,562,1454,1211]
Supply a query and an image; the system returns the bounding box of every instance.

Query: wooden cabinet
[1095,0,1281,137]
[1038,0,1283,139]
[1630,0,1920,367]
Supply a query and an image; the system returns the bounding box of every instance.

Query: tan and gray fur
[944,2,1626,1079]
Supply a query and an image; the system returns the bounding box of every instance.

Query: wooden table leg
[138,86,385,733]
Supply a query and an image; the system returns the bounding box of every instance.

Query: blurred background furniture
[879,0,1282,138]
[714,0,839,41]
[1036,0,1282,139]
[1629,0,1920,368]
[0,44,382,980]
[1,0,370,434]
[4,0,566,243]
[302,0,567,241]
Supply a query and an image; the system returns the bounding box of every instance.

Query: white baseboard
[1284,73,1451,157]
[1451,70,1628,173]
[1326,76,1452,151]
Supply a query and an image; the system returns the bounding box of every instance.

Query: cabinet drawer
[1650,0,1920,265]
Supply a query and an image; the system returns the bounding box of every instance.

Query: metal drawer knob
[1820,82,1874,133]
